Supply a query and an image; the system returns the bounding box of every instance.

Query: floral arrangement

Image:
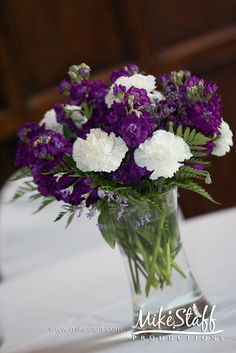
[14,63,233,296]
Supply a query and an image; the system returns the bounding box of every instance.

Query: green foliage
[167,123,211,147]
[44,154,80,176]
[54,211,67,223]
[98,201,116,248]
[175,166,212,184]
[33,197,55,214]
[63,126,77,140]
[12,180,37,201]
[54,204,81,228]
[168,179,219,204]
[29,193,43,201]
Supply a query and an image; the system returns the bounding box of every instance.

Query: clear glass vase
[116,187,211,334]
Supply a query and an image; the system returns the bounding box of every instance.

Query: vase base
[133,296,212,336]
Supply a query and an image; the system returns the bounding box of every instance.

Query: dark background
[0,0,235,217]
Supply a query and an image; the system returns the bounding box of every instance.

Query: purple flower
[185,162,204,171]
[15,123,45,168]
[32,163,58,197]
[119,112,156,148]
[105,102,126,133]
[204,81,218,96]
[54,103,77,133]
[203,141,215,154]
[97,189,106,199]
[57,80,71,95]
[96,223,107,230]
[32,130,72,161]
[70,79,108,106]
[17,122,45,144]
[156,71,223,137]
[111,154,151,185]
[124,87,151,109]
[186,101,222,136]
[54,175,96,206]
[86,188,99,207]
[86,208,96,219]
[29,132,73,198]
[113,84,126,97]
[111,64,139,83]
[61,180,92,205]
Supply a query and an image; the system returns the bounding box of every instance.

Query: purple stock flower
[15,123,45,168]
[112,84,126,97]
[32,163,58,197]
[156,71,223,136]
[70,79,108,106]
[186,101,222,136]
[119,112,156,148]
[57,80,71,95]
[111,154,151,185]
[54,103,77,133]
[111,64,139,83]
[105,102,126,132]
[86,188,99,207]
[32,130,72,161]
[124,87,151,109]
[28,131,73,198]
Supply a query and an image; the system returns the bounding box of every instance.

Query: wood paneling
[140,0,236,49]
[1,0,124,96]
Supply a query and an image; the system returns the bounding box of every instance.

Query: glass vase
[116,187,211,334]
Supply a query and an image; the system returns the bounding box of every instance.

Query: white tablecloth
[0,181,236,352]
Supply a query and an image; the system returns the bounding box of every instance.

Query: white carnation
[212,120,233,156]
[72,128,128,172]
[64,104,88,128]
[115,73,156,92]
[105,73,156,108]
[134,130,192,179]
[40,109,63,134]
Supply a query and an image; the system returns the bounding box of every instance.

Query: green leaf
[12,180,37,201]
[183,127,191,141]
[190,146,208,151]
[177,166,209,178]
[63,126,77,140]
[189,129,197,142]
[54,211,67,222]
[166,122,174,133]
[205,174,212,184]
[33,198,54,214]
[188,158,211,166]
[172,180,219,204]
[192,152,208,157]
[175,166,212,185]
[98,202,116,248]
[192,132,211,145]
[176,125,183,137]
[182,127,211,146]
[29,193,42,201]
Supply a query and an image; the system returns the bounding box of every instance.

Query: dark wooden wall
[0,0,235,217]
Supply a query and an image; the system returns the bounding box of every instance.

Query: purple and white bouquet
[14,64,233,295]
